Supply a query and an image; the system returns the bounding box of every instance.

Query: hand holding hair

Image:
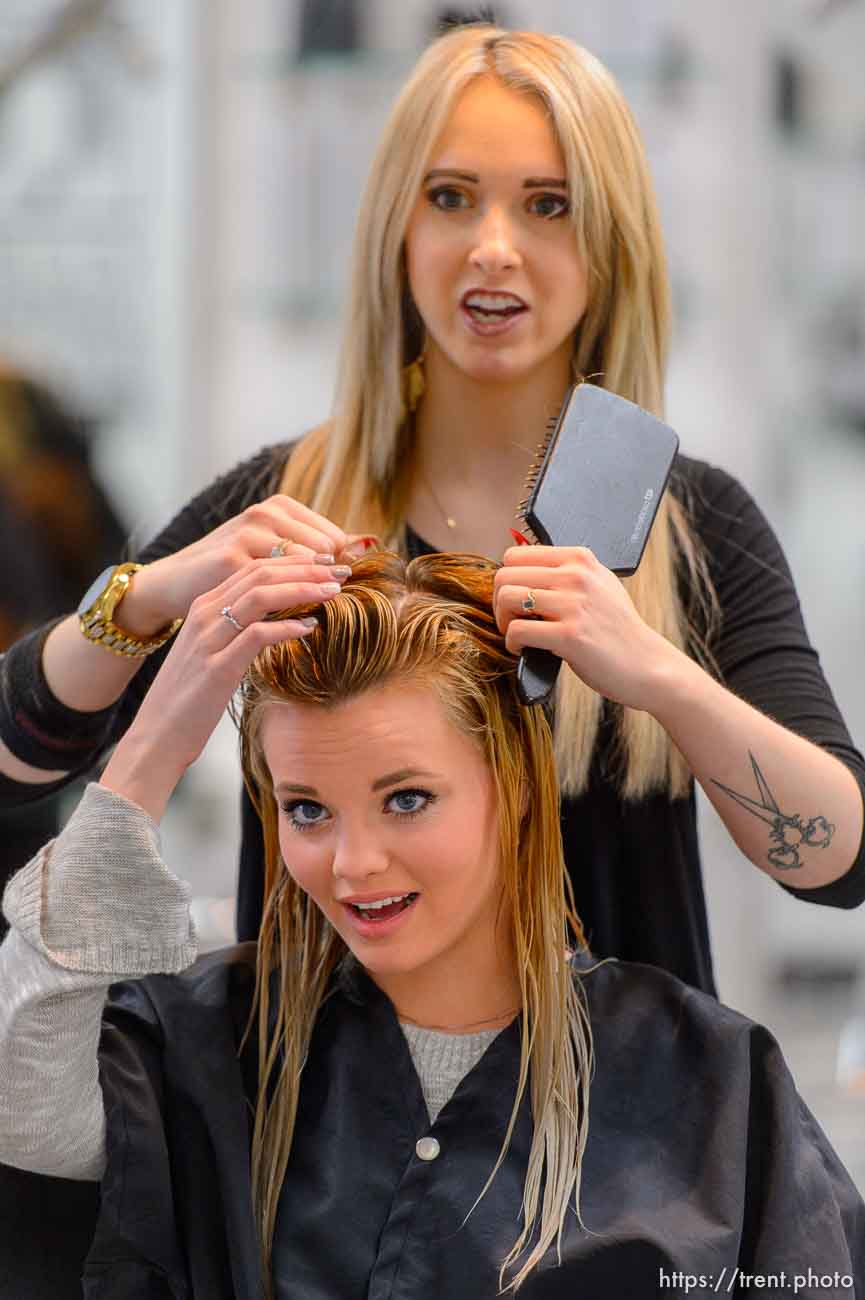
[98,555,351,822]
[115,495,351,639]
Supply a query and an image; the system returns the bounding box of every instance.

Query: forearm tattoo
[711,751,835,871]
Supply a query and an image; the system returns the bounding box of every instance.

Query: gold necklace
[416,462,458,531]
[396,1004,522,1033]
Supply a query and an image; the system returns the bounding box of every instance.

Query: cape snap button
[415,1136,440,1161]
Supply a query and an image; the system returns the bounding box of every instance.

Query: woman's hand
[99,554,351,820]
[494,543,681,711]
[117,493,375,638]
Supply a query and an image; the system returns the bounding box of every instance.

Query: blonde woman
[1,552,862,1298]
[0,24,863,1000]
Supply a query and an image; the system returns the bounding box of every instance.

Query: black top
[0,377,128,897]
[77,946,864,1297]
[1,444,864,997]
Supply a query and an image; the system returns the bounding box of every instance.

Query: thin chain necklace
[416,461,458,532]
[396,1004,522,1033]
[409,355,583,535]
[413,428,537,538]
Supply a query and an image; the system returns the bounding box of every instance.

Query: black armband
[0,621,119,770]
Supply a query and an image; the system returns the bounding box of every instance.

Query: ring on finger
[522,588,537,615]
[270,537,293,558]
[220,605,245,633]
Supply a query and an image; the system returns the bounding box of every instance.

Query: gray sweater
[0,784,500,1181]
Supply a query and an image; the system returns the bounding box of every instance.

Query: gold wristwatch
[77,562,182,658]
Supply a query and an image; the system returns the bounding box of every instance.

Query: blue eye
[281,800,327,832]
[389,789,431,816]
[427,185,470,212]
[279,788,437,833]
[527,192,570,219]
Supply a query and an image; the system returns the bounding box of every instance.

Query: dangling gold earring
[401,351,426,420]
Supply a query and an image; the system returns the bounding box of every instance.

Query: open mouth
[461,291,528,325]
[466,303,526,323]
[347,892,419,922]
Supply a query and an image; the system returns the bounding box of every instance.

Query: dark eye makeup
[279,788,438,833]
[526,192,570,219]
[425,184,570,220]
[427,185,470,211]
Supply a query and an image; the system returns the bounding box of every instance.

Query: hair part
[239,552,592,1293]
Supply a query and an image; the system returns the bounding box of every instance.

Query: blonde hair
[239,552,594,1294]
[282,22,719,799]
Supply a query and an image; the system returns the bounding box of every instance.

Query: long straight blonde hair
[280,23,717,801]
[240,551,594,1294]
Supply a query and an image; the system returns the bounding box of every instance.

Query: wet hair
[240,551,592,1293]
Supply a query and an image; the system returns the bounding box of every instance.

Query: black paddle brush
[514,383,680,707]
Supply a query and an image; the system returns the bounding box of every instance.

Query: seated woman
[1,551,862,1299]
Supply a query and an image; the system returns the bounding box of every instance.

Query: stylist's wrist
[115,560,179,639]
[642,640,705,727]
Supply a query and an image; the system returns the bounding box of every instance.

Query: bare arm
[0,549,351,1180]
[496,534,865,895]
[0,492,352,785]
[650,648,865,889]
[42,611,150,711]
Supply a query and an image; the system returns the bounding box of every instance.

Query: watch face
[78,566,118,616]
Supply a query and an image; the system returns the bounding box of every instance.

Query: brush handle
[516,647,561,707]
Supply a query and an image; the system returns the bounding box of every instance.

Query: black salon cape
[74,947,864,1299]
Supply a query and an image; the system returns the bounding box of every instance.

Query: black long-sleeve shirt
[1,446,864,998]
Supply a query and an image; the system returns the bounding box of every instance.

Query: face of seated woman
[257,677,520,1029]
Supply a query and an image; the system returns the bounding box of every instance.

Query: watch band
[78,563,183,658]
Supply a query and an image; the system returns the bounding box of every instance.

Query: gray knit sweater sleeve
[0,782,197,1181]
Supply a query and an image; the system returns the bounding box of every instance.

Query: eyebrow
[275,768,442,798]
[424,168,568,189]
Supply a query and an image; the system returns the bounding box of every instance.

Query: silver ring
[270,538,291,558]
[220,605,245,633]
[521,589,536,614]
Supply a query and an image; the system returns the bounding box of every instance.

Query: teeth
[465,293,524,310]
[353,893,411,911]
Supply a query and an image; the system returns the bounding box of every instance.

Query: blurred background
[0,0,862,1185]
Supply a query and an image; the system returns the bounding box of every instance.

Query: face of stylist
[259,679,513,1011]
[404,75,589,388]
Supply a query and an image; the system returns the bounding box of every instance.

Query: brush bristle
[518,420,556,506]
[514,505,539,541]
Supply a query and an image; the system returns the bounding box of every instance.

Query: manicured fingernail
[329,565,352,578]
[298,616,318,629]
[314,552,335,564]
[320,582,341,594]
[509,528,531,546]
[360,536,377,550]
